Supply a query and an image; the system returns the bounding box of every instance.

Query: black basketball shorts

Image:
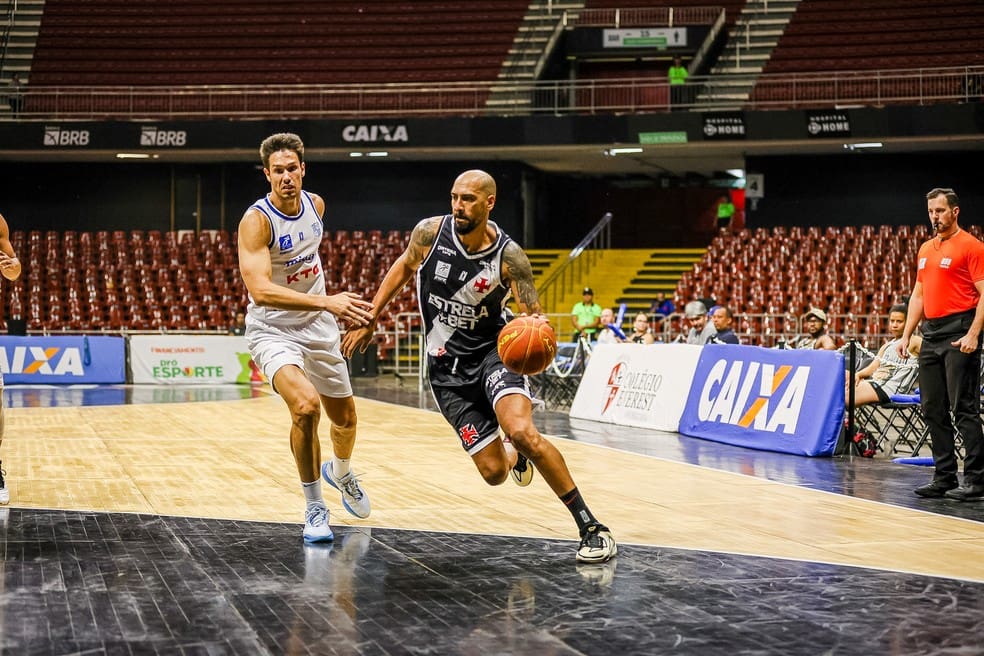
[429,348,533,456]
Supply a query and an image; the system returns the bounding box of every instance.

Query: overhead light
[349,152,364,157]
[726,168,745,178]
[843,142,883,151]
[115,153,153,159]
[604,147,643,156]
[367,151,389,157]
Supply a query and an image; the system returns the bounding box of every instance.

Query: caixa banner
[0,335,125,384]
[678,345,844,456]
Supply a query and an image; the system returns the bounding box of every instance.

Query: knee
[290,395,322,428]
[476,460,510,486]
[505,426,544,458]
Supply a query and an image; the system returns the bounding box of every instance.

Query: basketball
[497,316,557,375]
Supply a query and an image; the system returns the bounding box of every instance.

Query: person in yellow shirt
[668,56,689,108]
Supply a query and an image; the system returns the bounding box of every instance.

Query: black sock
[560,487,599,535]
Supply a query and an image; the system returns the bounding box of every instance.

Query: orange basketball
[497,316,557,375]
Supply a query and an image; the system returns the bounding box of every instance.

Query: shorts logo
[278,235,293,252]
[458,424,480,446]
[435,261,451,282]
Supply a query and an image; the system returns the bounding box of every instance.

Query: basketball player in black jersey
[342,170,617,563]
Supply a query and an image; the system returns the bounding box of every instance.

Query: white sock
[302,479,324,510]
[332,457,351,478]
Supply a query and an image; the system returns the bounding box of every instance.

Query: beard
[453,214,480,235]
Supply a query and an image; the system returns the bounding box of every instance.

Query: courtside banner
[678,345,844,456]
[0,335,125,384]
[569,343,702,431]
[130,335,262,385]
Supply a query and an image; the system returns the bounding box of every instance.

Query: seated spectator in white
[793,308,837,350]
[682,301,716,345]
[629,312,656,344]
[709,306,740,344]
[848,304,922,407]
[596,307,627,344]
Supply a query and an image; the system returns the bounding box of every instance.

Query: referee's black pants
[918,336,984,485]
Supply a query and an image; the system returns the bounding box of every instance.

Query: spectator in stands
[682,301,716,345]
[571,287,602,341]
[339,168,617,564]
[237,132,374,543]
[7,74,24,118]
[900,188,984,501]
[649,291,675,319]
[596,307,626,344]
[710,306,740,344]
[849,304,921,408]
[716,193,736,231]
[228,311,246,336]
[629,312,656,344]
[793,309,836,350]
[0,211,22,505]
[668,56,688,108]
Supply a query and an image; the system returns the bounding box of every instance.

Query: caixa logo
[140,126,187,146]
[0,346,85,376]
[342,124,408,142]
[697,360,810,434]
[44,126,90,146]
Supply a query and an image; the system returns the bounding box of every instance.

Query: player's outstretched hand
[341,325,375,358]
[326,291,374,327]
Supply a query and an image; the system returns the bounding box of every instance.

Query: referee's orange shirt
[917,230,984,319]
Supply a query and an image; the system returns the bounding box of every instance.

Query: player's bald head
[454,169,496,197]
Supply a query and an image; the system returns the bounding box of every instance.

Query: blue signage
[0,335,126,384]
[678,345,844,457]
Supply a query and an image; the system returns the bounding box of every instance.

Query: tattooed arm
[502,241,542,316]
[340,216,441,357]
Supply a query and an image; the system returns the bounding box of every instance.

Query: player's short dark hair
[926,187,959,208]
[260,133,305,169]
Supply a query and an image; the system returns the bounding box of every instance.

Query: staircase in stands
[522,248,704,318]
[697,0,800,108]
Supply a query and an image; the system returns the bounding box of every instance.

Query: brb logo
[44,126,90,146]
[697,360,810,434]
[140,126,187,146]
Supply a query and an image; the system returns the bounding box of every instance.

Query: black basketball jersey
[416,215,513,359]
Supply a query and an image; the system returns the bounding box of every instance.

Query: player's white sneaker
[576,524,618,563]
[322,462,371,518]
[303,505,334,543]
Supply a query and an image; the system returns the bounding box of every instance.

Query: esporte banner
[129,335,263,385]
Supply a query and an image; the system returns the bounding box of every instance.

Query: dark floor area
[1,508,982,656]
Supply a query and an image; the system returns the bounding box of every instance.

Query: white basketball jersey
[247,190,327,327]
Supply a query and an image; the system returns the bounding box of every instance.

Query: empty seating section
[764,0,984,73]
[30,0,529,87]
[670,224,979,347]
[2,229,412,360]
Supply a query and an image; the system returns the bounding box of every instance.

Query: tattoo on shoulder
[407,217,440,266]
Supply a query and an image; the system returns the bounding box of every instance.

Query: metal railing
[535,212,611,315]
[7,65,983,121]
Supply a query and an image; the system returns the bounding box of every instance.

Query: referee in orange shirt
[899,188,984,501]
